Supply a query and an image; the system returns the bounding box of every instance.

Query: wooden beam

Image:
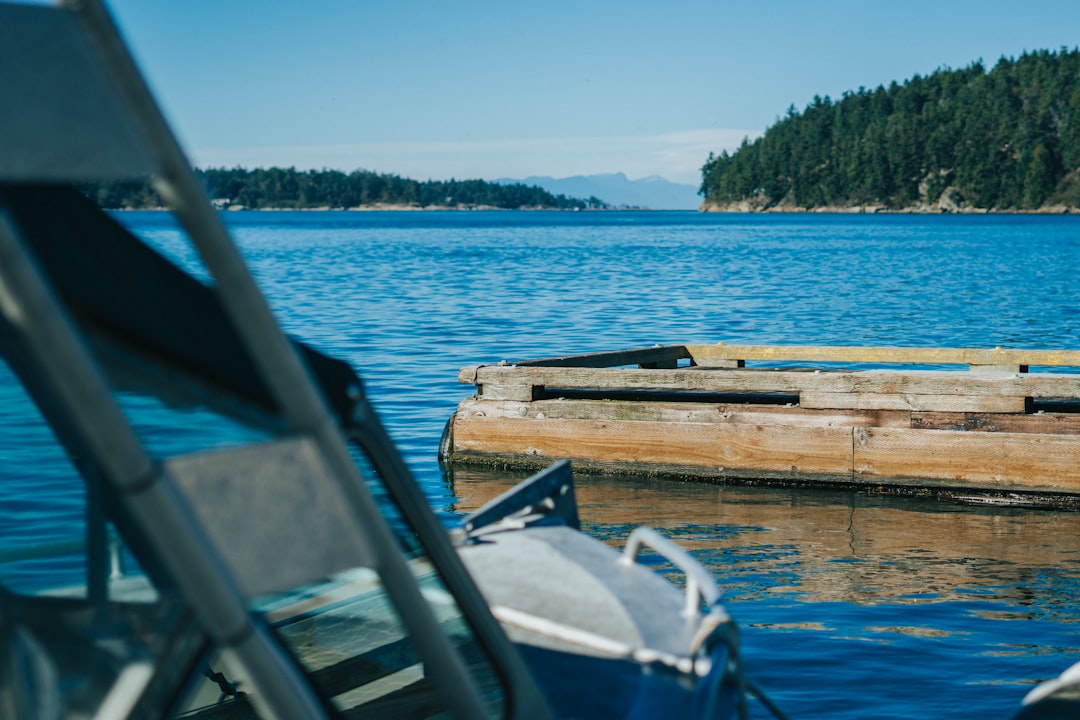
[454,396,911,429]
[477,383,535,402]
[911,412,1080,435]
[451,415,855,477]
[801,391,1027,413]
[464,366,1080,401]
[685,344,1080,368]
[853,427,1080,493]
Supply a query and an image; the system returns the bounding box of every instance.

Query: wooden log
[450,414,855,478]
[853,427,1080,493]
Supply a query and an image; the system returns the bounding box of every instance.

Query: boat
[0,1,783,718]
[1015,661,1080,719]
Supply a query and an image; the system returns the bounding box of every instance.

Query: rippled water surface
[3,210,1080,718]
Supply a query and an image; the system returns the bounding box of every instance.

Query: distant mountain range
[497,173,702,210]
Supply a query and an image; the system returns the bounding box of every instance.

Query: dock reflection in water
[449,466,1080,718]
[451,466,1079,605]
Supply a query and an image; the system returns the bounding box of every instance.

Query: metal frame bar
[0,203,329,720]
[348,406,557,719]
[56,1,546,717]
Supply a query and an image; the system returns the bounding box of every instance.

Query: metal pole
[348,400,557,720]
[86,466,108,611]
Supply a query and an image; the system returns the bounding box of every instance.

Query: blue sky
[107,0,1080,185]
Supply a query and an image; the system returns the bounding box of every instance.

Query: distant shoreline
[700,201,1079,215]
[113,204,674,212]
[112,203,1080,214]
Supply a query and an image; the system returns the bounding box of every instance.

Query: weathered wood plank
[801,391,1027,413]
[451,415,855,477]
[455,396,911,429]
[911,412,1080,435]
[477,383,535,401]
[465,365,1080,400]
[685,343,1080,368]
[853,427,1080,493]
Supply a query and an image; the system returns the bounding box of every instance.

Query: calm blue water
[2,210,1080,718]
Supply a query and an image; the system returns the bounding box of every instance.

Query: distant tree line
[701,49,1080,211]
[83,167,607,210]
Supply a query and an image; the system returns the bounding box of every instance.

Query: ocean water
[2,209,1080,718]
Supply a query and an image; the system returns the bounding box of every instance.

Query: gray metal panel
[166,437,376,598]
[459,526,700,657]
[0,4,155,182]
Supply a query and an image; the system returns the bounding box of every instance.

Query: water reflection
[450,466,1080,716]
[448,466,1080,610]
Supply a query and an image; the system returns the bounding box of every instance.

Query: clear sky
[107,0,1080,185]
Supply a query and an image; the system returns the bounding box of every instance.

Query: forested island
[84,167,606,210]
[701,49,1080,213]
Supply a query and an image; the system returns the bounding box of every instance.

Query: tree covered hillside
[701,49,1080,211]
[86,167,605,210]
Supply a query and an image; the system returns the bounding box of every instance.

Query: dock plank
[685,344,1080,368]
[801,391,1027,413]
[454,396,911,429]
[465,366,1080,400]
[853,427,1080,493]
[451,415,855,478]
[911,412,1080,434]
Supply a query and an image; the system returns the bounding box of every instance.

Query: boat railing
[620,527,721,619]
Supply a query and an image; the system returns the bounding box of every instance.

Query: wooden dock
[444,344,1080,501]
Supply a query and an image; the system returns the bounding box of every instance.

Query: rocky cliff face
[701,185,1076,213]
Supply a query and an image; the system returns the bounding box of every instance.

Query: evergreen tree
[81,168,604,211]
[701,49,1080,211]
